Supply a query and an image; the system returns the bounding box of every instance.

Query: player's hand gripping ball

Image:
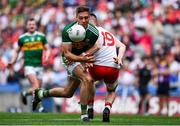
[68,24,86,42]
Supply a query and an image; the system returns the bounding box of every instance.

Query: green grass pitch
[0,112,180,125]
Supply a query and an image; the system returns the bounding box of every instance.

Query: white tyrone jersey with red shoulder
[94,27,122,69]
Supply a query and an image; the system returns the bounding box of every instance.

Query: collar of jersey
[26,31,37,36]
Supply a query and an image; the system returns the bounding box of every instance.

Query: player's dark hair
[76,6,90,15]
[90,13,98,26]
[26,17,36,24]
[90,13,97,19]
[28,17,35,21]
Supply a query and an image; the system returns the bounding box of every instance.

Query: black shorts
[157,82,169,96]
[139,86,148,96]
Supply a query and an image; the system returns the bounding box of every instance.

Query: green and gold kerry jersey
[62,21,99,55]
[18,31,47,67]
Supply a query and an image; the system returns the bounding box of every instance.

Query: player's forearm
[45,50,51,60]
[62,44,84,62]
[64,51,84,62]
[117,43,126,59]
[9,53,18,64]
[9,48,20,64]
[44,44,51,60]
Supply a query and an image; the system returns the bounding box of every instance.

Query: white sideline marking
[1,118,94,121]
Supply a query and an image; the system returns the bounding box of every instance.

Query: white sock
[105,105,111,110]
[87,105,93,109]
[22,91,27,96]
[81,114,88,119]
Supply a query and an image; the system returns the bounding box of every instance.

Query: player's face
[76,12,90,28]
[27,20,36,33]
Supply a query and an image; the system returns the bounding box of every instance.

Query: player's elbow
[96,41,101,50]
[96,44,101,50]
[64,55,71,61]
[63,51,72,60]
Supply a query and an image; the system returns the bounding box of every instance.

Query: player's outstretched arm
[62,43,95,62]
[114,40,126,65]
[43,44,51,64]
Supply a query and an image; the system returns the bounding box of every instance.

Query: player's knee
[81,75,93,85]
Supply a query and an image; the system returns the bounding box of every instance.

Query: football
[68,24,86,42]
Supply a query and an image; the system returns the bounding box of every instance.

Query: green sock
[81,104,87,115]
[43,90,50,97]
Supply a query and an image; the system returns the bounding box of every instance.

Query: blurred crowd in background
[0,0,180,113]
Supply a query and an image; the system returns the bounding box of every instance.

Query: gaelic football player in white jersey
[86,13,126,122]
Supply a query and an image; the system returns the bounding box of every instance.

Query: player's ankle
[87,105,93,109]
[37,89,44,99]
[80,104,87,115]
[81,114,88,119]
[105,102,112,110]
[22,91,28,96]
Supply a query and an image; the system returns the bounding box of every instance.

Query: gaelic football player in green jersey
[32,6,99,121]
[8,18,51,112]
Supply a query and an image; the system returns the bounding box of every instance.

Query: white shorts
[24,66,43,80]
[61,56,81,76]
[66,62,81,76]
